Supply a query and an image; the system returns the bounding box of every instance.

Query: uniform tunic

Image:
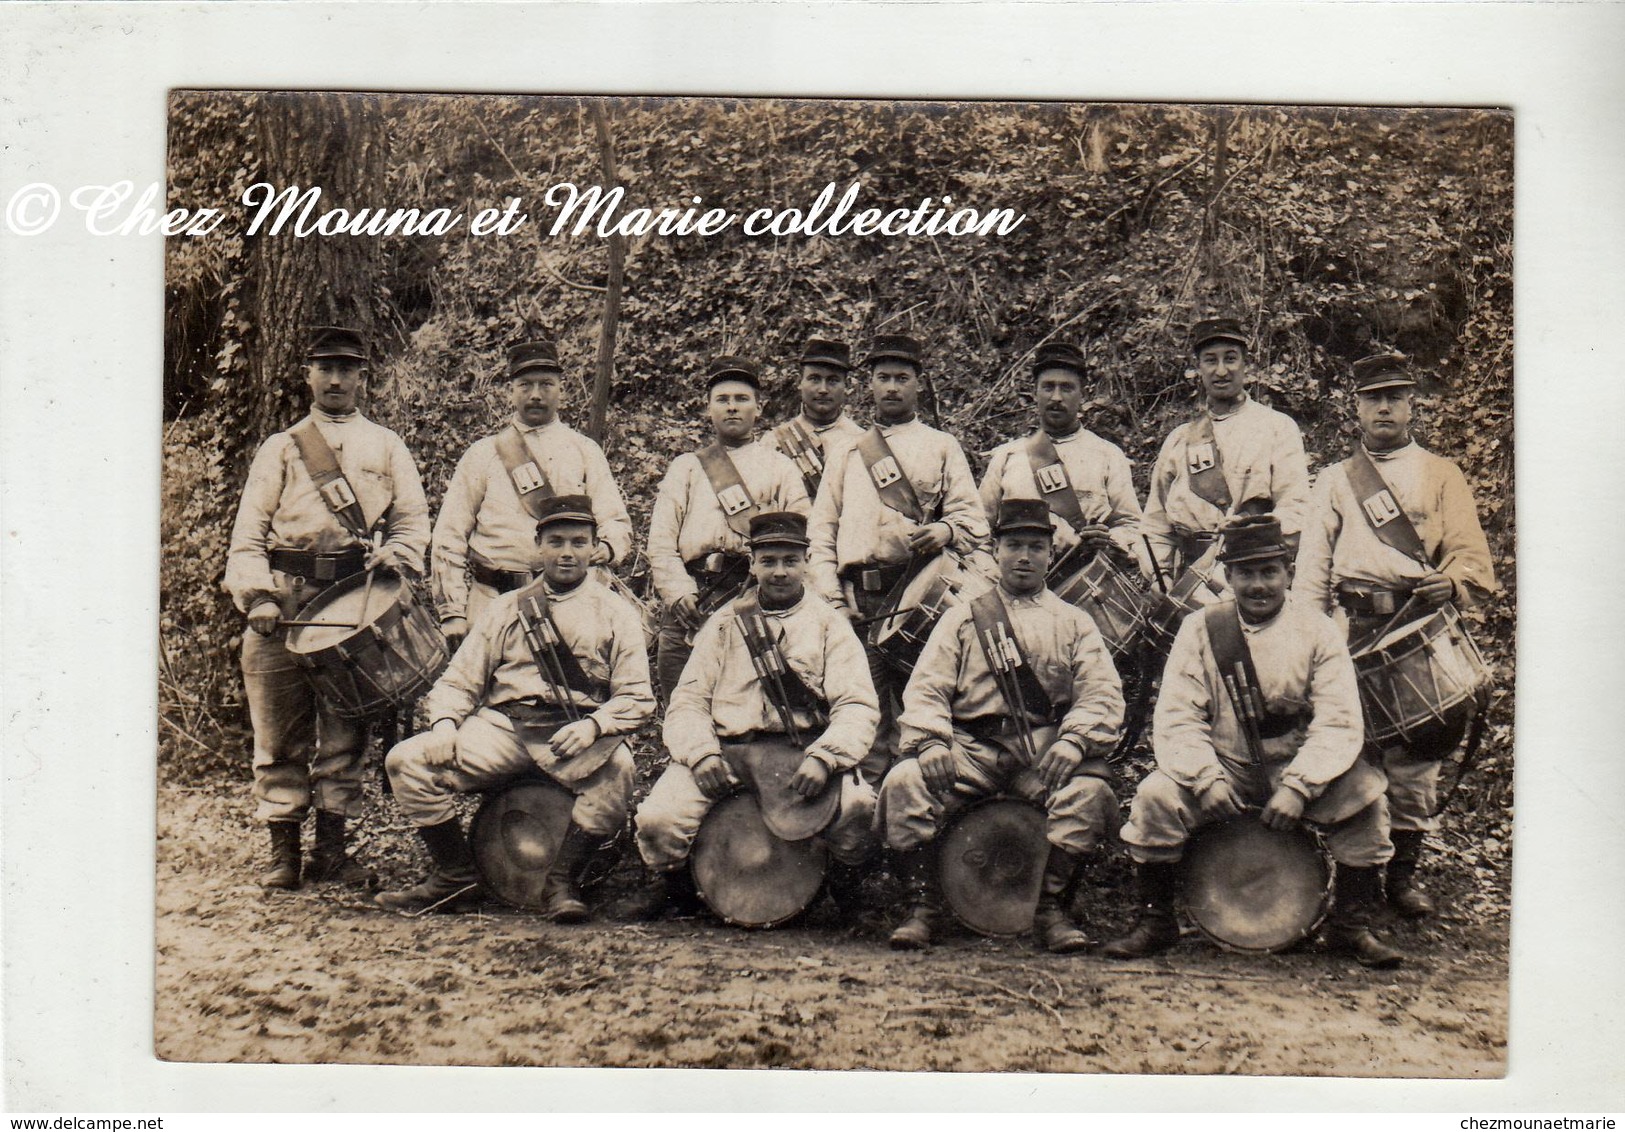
[760,412,867,498]
[636,592,880,870]
[979,427,1145,566]
[880,586,1125,854]
[1142,396,1311,572]
[225,408,431,823]
[1120,594,1392,867]
[429,417,634,625]
[387,575,654,835]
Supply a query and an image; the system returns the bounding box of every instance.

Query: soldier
[224,326,431,890]
[760,336,867,500]
[630,511,880,920]
[807,333,990,779]
[1142,317,1311,582]
[878,499,1126,952]
[979,340,1145,575]
[1104,514,1407,968]
[647,356,811,705]
[1293,353,1496,918]
[376,495,655,919]
[431,338,634,650]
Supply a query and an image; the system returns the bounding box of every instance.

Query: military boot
[539,824,595,924]
[825,857,870,922]
[1100,860,1181,959]
[888,847,941,951]
[1326,863,1407,969]
[1386,829,1437,919]
[307,810,377,888]
[259,820,302,890]
[1032,848,1091,954]
[375,820,482,913]
[615,864,702,922]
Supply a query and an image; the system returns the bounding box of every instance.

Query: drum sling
[774,418,826,498]
[287,418,372,542]
[508,577,619,782]
[732,593,831,747]
[1025,432,1087,534]
[1344,447,1430,565]
[1184,413,1233,512]
[969,589,1057,767]
[493,424,557,520]
[855,426,927,524]
[695,442,759,538]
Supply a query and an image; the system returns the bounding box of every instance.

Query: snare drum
[938,797,1049,937]
[469,778,574,911]
[690,793,828,929]
[1050,553,1152,660]
[1182,818,1331,954]
[869,552,992,676]
[1351,605,1491,747]
[284,569,450,720]
[1140,565,1226,659]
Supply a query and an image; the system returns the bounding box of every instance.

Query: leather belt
[269,547,365,583]
[1336,584,1411,617]
[471,560,535,593]
[1172,526,1219,564]
[839,561,910,594]
[494,699,578,726]
[959,714,1064,742]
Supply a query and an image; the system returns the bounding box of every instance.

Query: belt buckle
[314,555,337,582]
[702,551,727,574]
[1372,591,1396,615]
[860,568,884,592]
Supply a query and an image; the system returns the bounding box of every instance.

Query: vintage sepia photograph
[155,92,1514,1076]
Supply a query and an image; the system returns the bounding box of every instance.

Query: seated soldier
[376,495,655,920]
[629,511,880,921]
[1105,513,1407,968]
[878,499,1126,953]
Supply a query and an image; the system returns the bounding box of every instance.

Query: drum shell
[1352,606,1491,748]
[1181,818,1331,954]
[938,797,1049,937]
[691,793,827,929]
[469,778,575,911]
[869,553,990,676]
[1140,567,1225,659]
[1050,554,1152,660]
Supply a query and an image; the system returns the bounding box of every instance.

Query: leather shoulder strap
[514,579,610,705]
[732,593,831,725]
[1344,448,1430,564]
[855,426,925,523]
[1025,432,1086,532]
[695,443,758,537]
[774,419,825,498]
[1184,414,1233,511]
[493,425,556,521]
[287,418,369,540]
[969,589,1055,722]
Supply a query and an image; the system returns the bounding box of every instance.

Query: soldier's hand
[1035,739,1084,792]
[672,594,703,629]
[589,543,613,567]
[1077,523,1114,554]
[907,521,953,556]
[441,617,469,652]
[1197,778,1244,821]
[691,754,738,800]
[1260,785,1307,830]
[422,721,460,768]
[918,744,958,795]
[789,756,831,799]
[1415,573,1456,607]
[549,718,601,760]
[247,601,281,637]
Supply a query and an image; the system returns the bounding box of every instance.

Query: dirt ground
[154,777,1508,1077]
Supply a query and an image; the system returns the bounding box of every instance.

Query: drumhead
[691,793,827,928]
[285,569,406,655]
[469,779,575,911]
[939,798,1049,937]
[1181,819,1330,953]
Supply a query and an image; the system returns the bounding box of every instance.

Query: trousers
[385,710,634,836]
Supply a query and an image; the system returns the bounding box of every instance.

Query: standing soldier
[760,336,867,501]
[1293,353,1496,919]
[647,356,811,705]
[431,338,634,651]
[807,333,990,779]
[1142,317,1311,581]
[1104,514,1407,968]
[979,340,1145,574]
[630,511,880,920]
[878,499,1126,952]
[224,326,431,890]
[376,495,654,919]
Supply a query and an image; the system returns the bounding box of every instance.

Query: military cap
[306,326,367,362]
[1190,317,1250,354]
[534,493,597,535]
[800,337,853,371]
[993,498,1055,537]
[706,355,763,389]
[865,334,924,369]
[1217,513,1290,565]
[748,511,810,549]
[1032,341,1088,379]
[507,339,563,379]
[1350,352,1417,394]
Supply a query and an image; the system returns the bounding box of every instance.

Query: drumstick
[1142,536,1169,594]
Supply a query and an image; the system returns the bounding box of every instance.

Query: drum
[690,793,828,929]
[469,778,574,911]
[1181,818,1331,954]
[284,568,450,720]
[869,552,992,676]
[939,797,1049,937]
[1140,565,1226,659]
[1351,605,1492,747]
[1050,553,1152,660]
